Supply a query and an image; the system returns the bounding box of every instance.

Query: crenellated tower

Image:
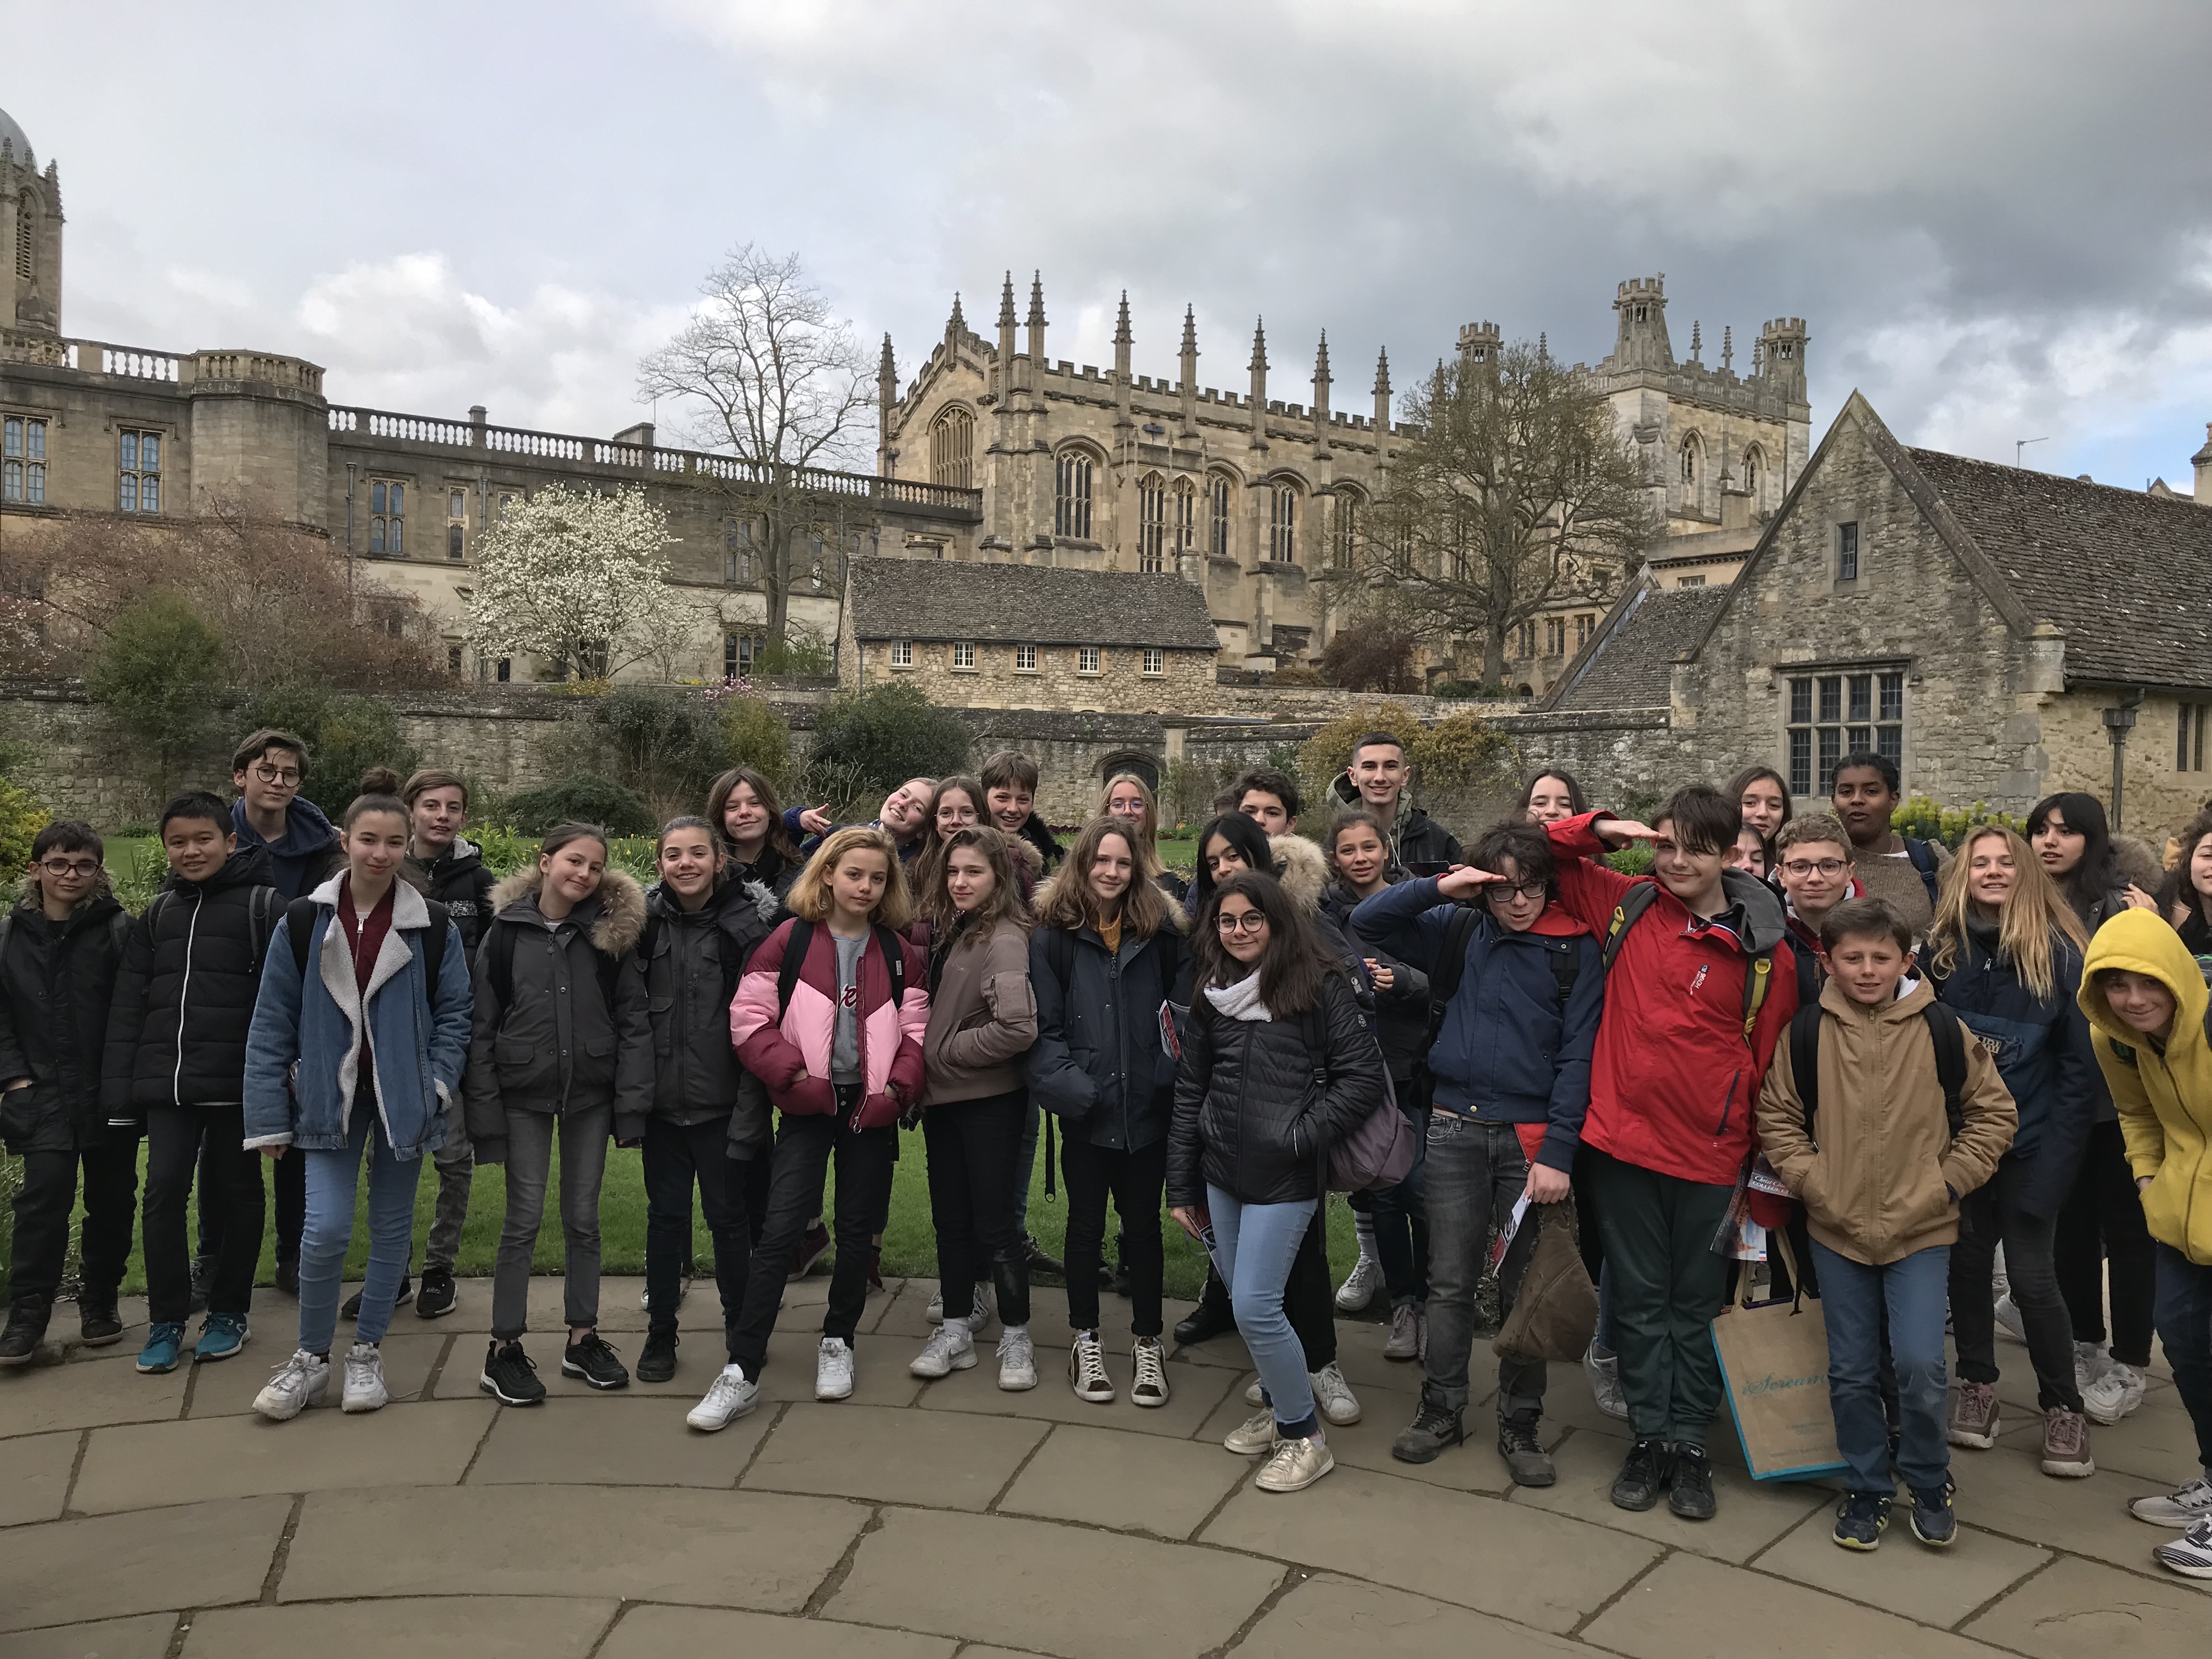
[1611,276,1673,371]
[0,106,65,345]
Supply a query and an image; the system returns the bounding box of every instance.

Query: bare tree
[637,245,876,645]
[1353,341,1656,684]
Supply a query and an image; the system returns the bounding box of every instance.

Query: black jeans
[1061,1132,1165,1339]
[1194,1210,1337,1369]
[200,1127,302,1268]
[642,1115,752,1357]
[2153,1243,2212,1471]
[1951,1153,2081,1412]
[728,1108,895,1379]
[5,1146,138,1304]
[1585,1145,1734,1447]
[146,1103,262,1324]
[923,1089,1030,1327]
[2055,1120,2158,1368]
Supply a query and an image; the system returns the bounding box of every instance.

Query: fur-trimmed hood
[488,863,646,958]
[1267,833,1331,916]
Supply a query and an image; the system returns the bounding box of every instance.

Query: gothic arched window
[1137,472,1166,572]
[1332,490,1362,567]
[1268,482,1299,563]
[1206,472,1233,557]
[14,198,32,282]
[931,407,973,489]
[1680,436,1699,485]
[1742,446,1762,501]
[1172,477,1197,556]
[1054,448,1094,540]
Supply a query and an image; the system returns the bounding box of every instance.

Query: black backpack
[146,883,284,973]
[774,918,906,1019]
[286,895,449,996]
[1786,999,1968,1144]
[1903,836,1943,907]
[1601,881,1776,1043]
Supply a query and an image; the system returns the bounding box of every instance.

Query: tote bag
[1709,1233,1848,1482]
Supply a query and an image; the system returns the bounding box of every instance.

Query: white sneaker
[1069,1331,1114,1403]
[1384,1301,1423,1361]
[1131,1338,1171,1408]
[1310,1361,1362,1426]
[1994,1294,2027,1344]
[2153,1519,2212,1580]
[2074,1340,2113,1394]
[910,1322,977,1379]
[1335,1253,1383,1312]
[997,1328,1037,1391]
[2083,1361,2146,1426]
[2132,1477,2212,1528]
[687,1365,759,1431]
[1584,1343,1629,1421]
[815,1336,855,1401]
[252,1349,329,1421]
[1255,1433,1334,1493]
[1224,1407,1279,1455]
[340,1342,387,1414]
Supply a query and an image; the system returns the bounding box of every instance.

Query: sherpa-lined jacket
[242,876,472,1159]
[731,917,929,1130]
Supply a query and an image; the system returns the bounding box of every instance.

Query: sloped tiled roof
[848,559,1218,650]
[1548,585,1728,712]
[1906,449,2212,688]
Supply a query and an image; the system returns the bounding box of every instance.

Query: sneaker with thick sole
[1310,1361,1362,1426]
[816,1336,855,1400]
[2074,1340,2112,1395]
[0,1296,50,1365]
[1667,1443,1717,1520]
[1584,1343,1629,1421]
[2132,1477,2212,1528]
[997,1328,1038,1391]
[1335,1253,1383,1313]
[2153,1519,2212,1580]
[1069,1332,1114,1403]
[2083,1362,2146,1426]
[413,1266,457,1319]
[1832,1491,1893,1551]
[77,1292,124,1347]
[253,1348,330,1420]
[194,1312,249,1362]
[137,1322,185,1374]
[1384,1300,1423,1361]
[563,1331,630,1391]
[1947,1380,2000,1449]
[1255,1434,1334,1493]
[1131,1338,1171,1408]
[1225,1407,1280,1455]
[480,1339,546,1406]
[688,1365,759,1431]
[1611,1438,1673,1512]
[1391,1396,1465,1464]
[1908,1482,1956,1547]
[2040,1407,2095,1477]
[341,1276,411,1322]
[911,1322,977,1379]
[636,1328,679,1384]
[341,1342,388,1413]
[1993,1293,2027,1344]
[1498,1414,1555,1487]
[788,1220,832,1281]
[1172,1297,1234,1346]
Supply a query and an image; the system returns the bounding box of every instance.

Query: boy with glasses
[1774,814,1861,1001]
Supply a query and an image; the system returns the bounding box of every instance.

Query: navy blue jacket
[1350,876,1602,1172]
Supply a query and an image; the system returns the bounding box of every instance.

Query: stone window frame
[1142,647,1165,677]
[1833,518,1863,587]
[1784,660,1906,798]
[2,412,49,504]
[1054,445,1098,541]
[1267,480,1299,563]
[1544,616,1566,656]
[368,476,406,554]
[725,631,765,680]
[1515,620,1537,658]
[2179,701,2208,774]
[1076,645,1103,676]
[1575,613,1594,650]
[725,517,759,586]
[119,427,166,515]
[1137,472,1167,572]
[1014,644,1038,673]
[1206,471,1234,557]
[1331,488,1362,568]
[1677,574,1707,588]
[950,641,977,672]
[1173,477,1197,556]
[888,639,914,669]
[1742,444,1764,504]
[447,489,469,562]
[932,405,975,490]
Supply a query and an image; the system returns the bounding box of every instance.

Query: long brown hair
[922,824,1031,944]
[1097,772,1166,880]
[1928,825,2087,1001]
[1192,871,1331,1017]
[706,765,800,867]
[912,774,985,898]
[786,825,914,930]
[2157,806,2212,933]
[1035,816,1173,940]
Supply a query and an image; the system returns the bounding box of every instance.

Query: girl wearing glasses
[1170,870,1387,1494]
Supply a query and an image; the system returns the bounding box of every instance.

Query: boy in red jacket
[1543,785,1801,1521]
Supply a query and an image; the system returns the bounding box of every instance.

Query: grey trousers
[491,1104,611,1341]
[425,1131,474,1272]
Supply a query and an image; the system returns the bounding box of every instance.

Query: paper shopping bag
[1709,1237,1848,1482]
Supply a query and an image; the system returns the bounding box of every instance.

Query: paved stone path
[1,1273,2204,1657]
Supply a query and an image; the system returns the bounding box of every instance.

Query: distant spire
[1689,320,1702,362]
[1537,332,1548,361]
[1373,346,1391,396]
[946,292,966,338]
[879,332,895,372]
[1249,317,1268,372]
[1026,271,1046,329]
[1313,330,1331,388]
[997,272,1017,328]
[1114,290,1132,345]
[1180,304,1198,357]
[1721,325,1734,373]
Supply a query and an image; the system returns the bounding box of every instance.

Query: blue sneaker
[137,1322,185,1374]
[1831,1490,1892,1551]
[1909,1482,1957,1548]
[195,1313,249,1362]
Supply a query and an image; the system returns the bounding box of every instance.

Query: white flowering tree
[465,484,695,681]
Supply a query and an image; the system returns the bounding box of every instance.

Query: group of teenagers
[1,725,2209,1559]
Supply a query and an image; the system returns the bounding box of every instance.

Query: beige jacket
[1756,977,2016,1265]
[922,913,1038,1105]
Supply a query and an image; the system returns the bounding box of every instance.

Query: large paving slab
[278,1483,862,1611]
[0,1494,292,1632]
[0,1428,78,1525]
[1752,1503,2052,1627]
[743,1400,1045,1510]
[70,1398,493,1513]
[995,1423,1248,1538]
[0,1613,178,1658]
[1961,1554,2212,1657]
[827,1506,1282,1659]
[1997,1391,2205,1486]
[598,1606,960,1658]
[0,1355,187,1438]
[1943,1441,2209,1583]
[1234,1574,1597,1658]
[1506,1423,1831,1561]
[465,1394,772,1486]
[181,1596,618,1657]
[1201,1464,1660,1634]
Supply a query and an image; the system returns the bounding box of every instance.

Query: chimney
[2194,421,2212,504]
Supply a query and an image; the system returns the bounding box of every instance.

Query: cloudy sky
[10,2,2210,487]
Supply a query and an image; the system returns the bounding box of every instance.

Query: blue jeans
[1424,1115,1547,1416]
[2154,1243,2212,1474]
[1206,1185,1318,1437]
[1013,1094,1040,1232]
[298,1113,426,1356]
[1812,1240,1950,1494]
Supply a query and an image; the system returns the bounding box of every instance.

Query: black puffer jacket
[0,889,136,1153]
[407,837,500,952]
[101,847,280,1124]
[725,844,801,905]
[1168,969,1387,1207]
[1026,878,1187,1152]
[633,875,780,1155]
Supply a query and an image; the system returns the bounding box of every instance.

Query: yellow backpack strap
[1741,953,1773,1042]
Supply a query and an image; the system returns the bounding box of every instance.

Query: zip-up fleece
[1757,977,2017,1265]
[242,875,472,1159]
[731,916,928,1130]
[923,912,1037,1105]
[1545,811,1802,1186]
[2081,910,2212,1266]
[100,845,279,1125]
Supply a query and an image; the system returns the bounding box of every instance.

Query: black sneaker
[1908,1482,1957,1548]
[1498,1412,1556,1488]
[788,1220,832,1281]
[1832,1491,1893,1551]
[0,1296,51,1365]
[562,1330,630,1390]
[1667,1442,1717,1521]
[1611,1438,1673,1511]
[274,1259,300,1297]
[77,1291,123,1347]
[189,1255,215,1314]
[1173,1297,1235,1346]
[1022,1234,1065,1284]
[637,1328,678,1384]
[480,1339,546,1406]
[1390,1396,1466,1465]
[414,1266,456,1319]
[341,1276,411,1322]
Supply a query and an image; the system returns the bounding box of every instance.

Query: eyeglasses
[37,857,100,877]
[1484,881,1549,903]
[1781,858,1849,877]
[1216,912,1269,935]
[252,764,302,787]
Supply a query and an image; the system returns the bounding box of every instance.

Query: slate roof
[1547,585,1728,712]
[848,559,1219,651]
[1905,449,2212,689]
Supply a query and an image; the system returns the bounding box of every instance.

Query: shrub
[586,685,730,822]
[718,694,793,787]
[1408,711,1521,798]
[0,776,50,883]
[1892,795,2024,850]
[1605,843,1656,876]
[88,595,227,778]
[1320,619,1419,693]
[110,839,169,913]
[1295,704,1426,817]
[751,628,836,677]
[810,682,970,796]
[501,774,656,837]
[238,685,421,820]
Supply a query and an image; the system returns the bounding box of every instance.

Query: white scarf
[1205,973,1272,1023]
